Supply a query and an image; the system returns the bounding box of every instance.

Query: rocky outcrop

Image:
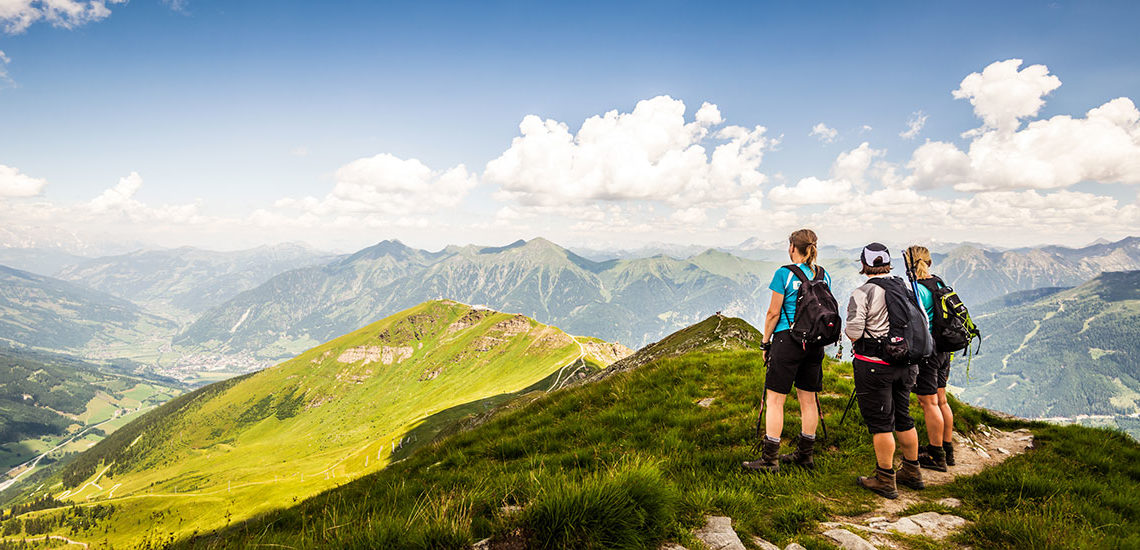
[492,314,531,336]
[447,308,490,333]
[336,345,414,365]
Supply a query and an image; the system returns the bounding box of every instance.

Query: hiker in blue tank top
[906,245,956,472]
[770,264,833,334]
[744,228,833,474]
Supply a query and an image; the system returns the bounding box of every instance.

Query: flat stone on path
[823,529,877,550]
[659,544,689,550]
[904,512,969,539]
[750,536,780,550]
[784,544,808,550]
[938,497,962,508]
[695,516,746,550]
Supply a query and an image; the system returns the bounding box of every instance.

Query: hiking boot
[919,444,948,472]
[943,442,956,466]
[743,438,780,473]
[897,458,925,490]
[778,435,816,469]
[857,466,898,499]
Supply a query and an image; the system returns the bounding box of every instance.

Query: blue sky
[1,1,1138,253]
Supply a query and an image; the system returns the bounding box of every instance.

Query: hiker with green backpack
[743,229,841,474]
[905,245,981,472]
[845,243,932,499]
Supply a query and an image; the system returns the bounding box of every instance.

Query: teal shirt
[916,280,934,332]
[768,263,832,333]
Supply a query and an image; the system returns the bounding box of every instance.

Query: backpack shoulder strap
[784,264,810,285]
[811,265,827,282]
[865,277,888,289]
[918,278,939,293]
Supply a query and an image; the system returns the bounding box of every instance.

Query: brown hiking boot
[778,435,816,469]
[743,437,780,473]
[919,444,948,472]
[897,459,925,490]
[857,466,898,499]
[943,442,956,466]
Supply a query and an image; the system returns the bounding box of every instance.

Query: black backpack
[782,265,841,347]
[866,277,933,365]
[918,276,981,353]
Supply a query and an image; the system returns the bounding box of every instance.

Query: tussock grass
[948,425,1140,549]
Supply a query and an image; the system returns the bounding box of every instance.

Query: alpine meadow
[2,2,1140,549]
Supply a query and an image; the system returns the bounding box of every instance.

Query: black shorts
[915,352,952,396]
[853,358,917,434]
[764,330,824,394]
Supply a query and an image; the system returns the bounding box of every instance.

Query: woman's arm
[763,290,783,343]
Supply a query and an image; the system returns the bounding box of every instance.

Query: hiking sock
[902,458,919,467]
[765,435,781,444]
[800,432,816,441]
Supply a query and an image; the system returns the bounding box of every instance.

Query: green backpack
[919,276,981,373]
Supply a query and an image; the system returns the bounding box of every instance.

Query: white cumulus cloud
[810,122,838,143]
[275,153,478,217]
[769,142,886,206]
[484,95,775,208]
[899,110,927,140]
[86,171,201,223]
[0,0,127,34]
[0,50,10,86]
[0,164,47,197]
[953,59,1062,135]
[902,59,1140,191]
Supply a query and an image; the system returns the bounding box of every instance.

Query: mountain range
[952,270,1140,436]
[173,238,808,359]
[52,243,336,323]
[0,265,176,361]
[173,236,1140,362]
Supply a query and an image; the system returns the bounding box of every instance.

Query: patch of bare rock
[657,516,808,550]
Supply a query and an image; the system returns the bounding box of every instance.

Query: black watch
[760,341,771,351]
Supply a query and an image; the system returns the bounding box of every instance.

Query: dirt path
[840,424,1035,523]
[0,534,89,548]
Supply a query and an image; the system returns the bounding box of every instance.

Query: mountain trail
[0,534,89,548]
[819,425,1035,549]
[844,425,1032,520]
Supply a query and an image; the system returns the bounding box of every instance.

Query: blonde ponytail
[789,229,819,268]
[906,245,932,279]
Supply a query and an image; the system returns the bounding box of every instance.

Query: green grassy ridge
[1,300,625,548]
[154,322,1140,550]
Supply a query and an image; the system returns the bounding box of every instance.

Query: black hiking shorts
[915,352,952,396]
[764,330,824,394]
[853,358,917,434]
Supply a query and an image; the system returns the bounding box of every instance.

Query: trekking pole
[839,388,857,425]
[751,398,766,454]
[815,393,828,444]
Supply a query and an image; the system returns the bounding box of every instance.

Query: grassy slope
[0,349,182,476]
[0,300,620,548]
[956,270,1140,425]
[163,321,1140,550]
